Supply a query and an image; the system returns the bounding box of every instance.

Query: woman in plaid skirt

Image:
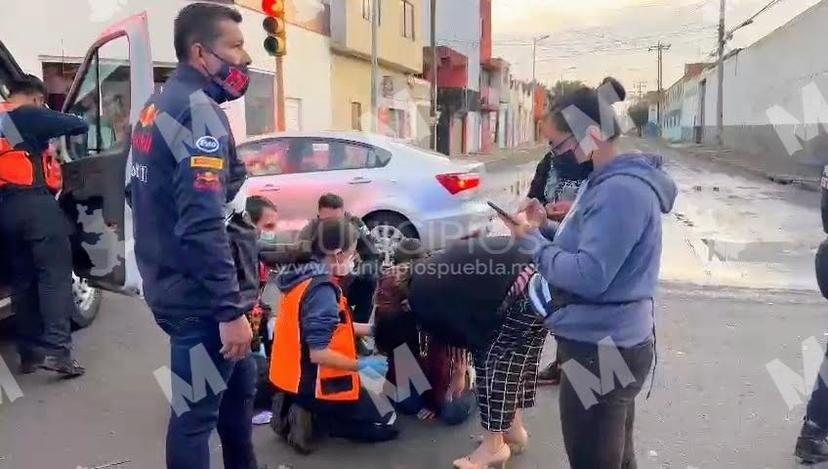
[374,236,546,469]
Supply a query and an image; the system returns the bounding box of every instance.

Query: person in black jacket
[0,75,88,377]
[795,165,828,464]
[525,112,593,385]
[128,4,260,468]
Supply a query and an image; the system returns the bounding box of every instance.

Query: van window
[65,36,131,160]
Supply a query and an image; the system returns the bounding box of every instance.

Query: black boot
[285,404,315,455]
[796,419,828,464]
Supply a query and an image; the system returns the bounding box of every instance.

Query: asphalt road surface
[1,137,826,469]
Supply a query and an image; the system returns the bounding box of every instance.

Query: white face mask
[259,231,277,243]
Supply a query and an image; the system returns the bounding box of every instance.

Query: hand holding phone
[488,201,520,226]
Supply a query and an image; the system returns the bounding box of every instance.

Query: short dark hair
[174,3,243,62]
[9,74,46,98]
[310,218,359,257]
[548,77,627,142]
[246,195,277,224]
[318,193,344,211]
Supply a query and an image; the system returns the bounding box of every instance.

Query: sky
[492,0,822,97]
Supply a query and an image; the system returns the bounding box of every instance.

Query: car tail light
[436,172,481,195]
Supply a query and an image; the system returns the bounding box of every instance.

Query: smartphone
[487,201,520,226]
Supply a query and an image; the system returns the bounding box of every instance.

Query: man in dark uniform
[128,4,259,468]
[0,75,87,377]
[795,165,828,464]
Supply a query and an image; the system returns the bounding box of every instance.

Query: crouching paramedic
[269,218,399,454]
[0,74,88,377]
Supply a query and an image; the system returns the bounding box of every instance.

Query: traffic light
[262,0,287,57]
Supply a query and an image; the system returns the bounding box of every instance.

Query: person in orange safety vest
[269,218,398,453]
[0,74,88,377]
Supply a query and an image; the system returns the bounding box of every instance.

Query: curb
[666,143,821,192]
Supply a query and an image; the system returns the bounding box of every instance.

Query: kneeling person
[269,218,398,453]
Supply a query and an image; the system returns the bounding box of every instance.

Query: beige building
[329,0,430,144]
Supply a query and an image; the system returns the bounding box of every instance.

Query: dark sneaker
[18,358,42,375]
[40,356,85,379]
[18,352,44,375]
[537,361,561,386]
[796,420,828,464]
[286,404,315,455]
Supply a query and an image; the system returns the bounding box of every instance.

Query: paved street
[2,137,827,469]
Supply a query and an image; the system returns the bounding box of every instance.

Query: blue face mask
[203,49,250,103]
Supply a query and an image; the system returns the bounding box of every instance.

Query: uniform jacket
[129,64,256,323]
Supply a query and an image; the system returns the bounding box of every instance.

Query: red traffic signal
[261,0,284,16]
[262,0,287,57]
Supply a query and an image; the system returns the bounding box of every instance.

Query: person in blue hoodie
[501,77,677,469]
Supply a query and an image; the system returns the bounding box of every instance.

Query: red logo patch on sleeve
[193,170,222,192]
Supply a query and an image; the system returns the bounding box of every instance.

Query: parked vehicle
[0,13,155,325]
[237,132,493,262]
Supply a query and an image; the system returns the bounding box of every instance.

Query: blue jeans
[159,316,258,469]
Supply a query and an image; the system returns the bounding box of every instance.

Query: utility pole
[370,0,380,133]
[635,80,647,100]
[648,41,671,127]
[716,0,726,145]
[430,0,437,150]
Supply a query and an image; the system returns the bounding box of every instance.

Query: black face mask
[552,150,593,181]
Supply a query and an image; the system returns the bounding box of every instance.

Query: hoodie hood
[590,152,677,214]
[276,260,332,292]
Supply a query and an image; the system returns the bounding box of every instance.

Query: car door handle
[348,177,372,185]
[260,184,280,192]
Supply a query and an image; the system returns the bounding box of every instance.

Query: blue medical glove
[357,356,389,378]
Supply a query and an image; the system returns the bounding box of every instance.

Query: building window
[351,102,363,130]
[402,0,415,40]
[362,0,381,24]
[245,71,275,137]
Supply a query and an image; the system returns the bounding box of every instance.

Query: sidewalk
[663,140,822,192]
[450,143,546,170]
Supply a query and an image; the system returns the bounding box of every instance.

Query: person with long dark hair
[501,77,677,468]
[526,112,593,385]
[374,236,544,469]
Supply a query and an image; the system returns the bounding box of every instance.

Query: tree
[628,104,649,137]
[551,80,585,100]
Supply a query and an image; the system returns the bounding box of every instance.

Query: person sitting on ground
[269,218,399,454]
[373,238,475,426]
[296,193,382,324]
[373,236,545,469]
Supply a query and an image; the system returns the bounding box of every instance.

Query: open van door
[58,13,153,295]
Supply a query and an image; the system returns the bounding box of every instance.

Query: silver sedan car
[237,131,493,260]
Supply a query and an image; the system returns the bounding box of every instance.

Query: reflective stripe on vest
[0,103,62,192]
[269,277,360,402]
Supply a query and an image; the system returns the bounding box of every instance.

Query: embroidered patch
[190,156,224,170]
[193,171,221,192]
[138,104,158,128]
[195,136,220,153]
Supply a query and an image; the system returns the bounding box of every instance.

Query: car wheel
[71,275,101,329]
[365,212,418,266]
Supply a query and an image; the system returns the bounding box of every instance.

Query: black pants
[293,386,398,441]
[0,190,74,359]
[557,337,654,469]
[805,344,828,429]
